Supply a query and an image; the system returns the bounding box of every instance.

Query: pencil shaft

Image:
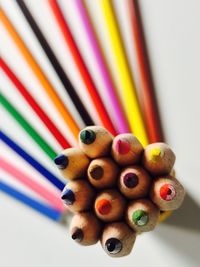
[1,59,70,149]
[0,131,65,190]
[100,0,148,146]
[16,0,94,126]
[1,93,57,160]
[129,0,164,142]
[0,181,62,221]
[0,158,64,212]
[74,0,130,134]
[0,9,80,138]
[49,0,117,135]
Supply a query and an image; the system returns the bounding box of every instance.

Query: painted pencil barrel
[54,148,90,180]
[79,126,113,158]
[118,166,152,199]
[61,180,95,212]
[101,222,136,257]
[150,176,185,211]
[111,133,143,166]
[126,199,160,233]
[87,157,119,189]
[142,143,175,175]
[70,212,102,246]
[94,190,126,222]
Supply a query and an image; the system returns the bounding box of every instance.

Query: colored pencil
[111,133,143,166]
[48,0,117,135]
[0,131,65,190]
[0,180,62,221]
[128,0,164,142]
[70,212,102,246]
[126,198,160,233]
[0,9,80,138]
[74,0,130,134]
[99,0,148,146]
[61,180,95,212]
[87,157,119,189]
[1,93,57,159]
[101,222,136,257]
[1,59,70,149]
[118,166,152,199]
[79,126,113,158]
[0,158,64,212]
[54,147,90,181]
[150,176,185,211]
[16,0,94,127]
[142,143,175,176]
[94,189,126,222]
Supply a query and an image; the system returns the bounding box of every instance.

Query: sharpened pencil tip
[61,189,75,205]
[54,154,68,169]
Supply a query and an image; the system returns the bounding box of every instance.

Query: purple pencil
[73,0,130,133]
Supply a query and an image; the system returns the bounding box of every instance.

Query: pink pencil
[73,0,130,133]
[0,158,64,212]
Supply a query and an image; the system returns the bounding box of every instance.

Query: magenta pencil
[0,158,64,212]
[73,0,130,133]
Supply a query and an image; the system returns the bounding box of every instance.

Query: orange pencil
[94,189,126,222]
[0,9,79,138]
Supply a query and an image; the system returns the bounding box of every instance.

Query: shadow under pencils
[162,193,200,232]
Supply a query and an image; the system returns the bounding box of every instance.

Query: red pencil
[48,0,117,136]
[1,58,71,149]
[128,0,164,142]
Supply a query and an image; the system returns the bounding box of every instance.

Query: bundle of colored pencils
[0,0,183,242]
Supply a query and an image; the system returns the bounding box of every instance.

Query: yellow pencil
[99,0,148,146]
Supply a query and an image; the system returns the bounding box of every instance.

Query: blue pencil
[0,131,65,190]
[0,181,62,221]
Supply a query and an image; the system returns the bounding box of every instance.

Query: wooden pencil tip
[105,238,122,254]
[80,129,96,144]
[90,165,104,180]
[160,184,176,201]
[96,199,112,215]
[61,189,75,205]
[115,139,130,154]
[123,173,139,188]
[132,210,149,226]
[148,147,163,162]
[54,154,68,169]
[71,227,83,242]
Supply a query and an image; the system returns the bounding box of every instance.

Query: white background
[0,0,200,267]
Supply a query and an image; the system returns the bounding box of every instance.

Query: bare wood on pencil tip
[79,126,113,158]
[111,133,143,166]
[54,148,90,180]
[94,189,126,222]
[70,212,102,246]
[126,198,160,233]
[150,176,185,211]
[61,180,95,212]
[87,157,119,189]
[101,222,136,257]
[118,165,152,199]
